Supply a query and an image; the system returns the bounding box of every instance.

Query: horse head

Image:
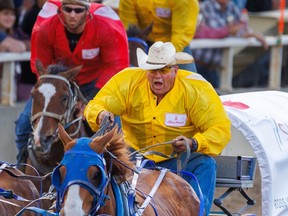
[52,123,132,215]
[30,60,85,157]
[127,23,153,67]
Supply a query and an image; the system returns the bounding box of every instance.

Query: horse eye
[92,172,100,179]
[62,95,69,104]
[89,171,101,187]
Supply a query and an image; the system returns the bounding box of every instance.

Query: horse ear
[35,59,47,76]
[58,123,73,146]
[61,65,82,81]
[90,127,117,153]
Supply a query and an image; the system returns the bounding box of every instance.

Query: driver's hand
[97,110,114,125]
[172,135,191,153]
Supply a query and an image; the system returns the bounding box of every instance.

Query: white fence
[1,35,288,106]
[0,52,31,106]
[190,35,288,92]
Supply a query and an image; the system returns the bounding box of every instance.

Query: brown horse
[0,162,40,215]
[25,60,88,198]
[52,124,200,216]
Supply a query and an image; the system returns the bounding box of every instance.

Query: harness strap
[0,188,33,202]
[131,154,143,190]
[0,167,52,182]
[28,147,55,175]
[31,111,63,123]
[16,207,59,216]
[174,170,205,216]
[0,192,57,216]
[111,177,124,216]
[0,198,23,208]
[39,74,71,87]
[135,168,168,216]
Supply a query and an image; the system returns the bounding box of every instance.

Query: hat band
[146,61,166,65]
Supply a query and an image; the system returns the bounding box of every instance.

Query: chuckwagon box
[214,155,257,188]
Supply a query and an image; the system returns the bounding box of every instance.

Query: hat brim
[174,52,194,64]
[137,48,194,70]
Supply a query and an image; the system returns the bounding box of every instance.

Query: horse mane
[47,63,69,75]
[104,131,134,183]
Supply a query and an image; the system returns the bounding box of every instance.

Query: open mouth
[154,81,163,89]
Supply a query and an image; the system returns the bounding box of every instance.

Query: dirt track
[211,165,262,215]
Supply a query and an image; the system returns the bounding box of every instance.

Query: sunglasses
[62,6,87,14]
[147,66,176,75]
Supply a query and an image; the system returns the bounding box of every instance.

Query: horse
[51,123,200,216]
[127,24,152,67]
[0,161,40,215]
[25,60,88,199]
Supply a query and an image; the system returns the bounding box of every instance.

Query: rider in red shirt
[15,0,129,164]
[31,0,129,89]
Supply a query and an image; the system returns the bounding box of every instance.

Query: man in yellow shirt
[84,41,231,215]
[118,0,199,72]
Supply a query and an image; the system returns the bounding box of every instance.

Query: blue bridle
[51,138,110,215]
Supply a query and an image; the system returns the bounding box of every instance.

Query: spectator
[14,0,129,165]
[84,41,231,215]
[0,0,27,52]
[118,0,199,72]
[18,0,35,26]
[17,0,47,101]
[193,0,268,88]
[21,0,46,36]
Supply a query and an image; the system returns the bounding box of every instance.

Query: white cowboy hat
[61,0,90,7]
[137,41,194,70]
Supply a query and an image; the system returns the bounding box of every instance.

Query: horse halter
[52,138,110,215]
[30,74,82,138]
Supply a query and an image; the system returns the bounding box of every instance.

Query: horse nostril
[39,136,54,153]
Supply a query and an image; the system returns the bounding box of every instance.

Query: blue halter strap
[51,137,109,215]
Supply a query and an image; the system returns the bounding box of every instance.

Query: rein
[129,140,191,173]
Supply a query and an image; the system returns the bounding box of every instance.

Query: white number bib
[165,113,187,127]
[82,48,100,59]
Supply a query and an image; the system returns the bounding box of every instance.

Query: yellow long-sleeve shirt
[119,0,199,52]
[84,68,231,162]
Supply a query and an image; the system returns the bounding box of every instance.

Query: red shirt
[31,0,129,88]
